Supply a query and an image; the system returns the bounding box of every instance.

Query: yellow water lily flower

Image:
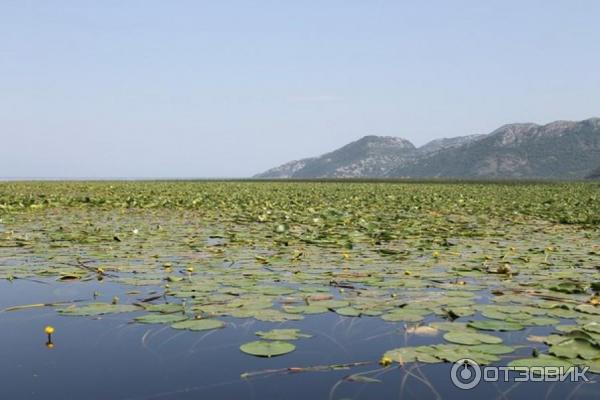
[379,356,392,367]
[45,326,55,335]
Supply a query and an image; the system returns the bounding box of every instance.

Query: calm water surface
[0,280,596,400]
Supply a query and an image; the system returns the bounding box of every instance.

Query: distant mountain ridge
[276,135,415,179]
[255,118,600,179]
[417,134,486,155]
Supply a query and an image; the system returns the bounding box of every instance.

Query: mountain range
[255,118,600,179]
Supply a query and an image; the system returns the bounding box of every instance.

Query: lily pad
[144,303,184,313]
[381,308,429,322]
[335,307,361,317]
[431,344,500,365]
[282,304,329,314]
[240,340,295,357]
[508,355,575,375]
[383,346,441,364]
[583,322,600,334]
[549,338,600,360]
[134,313,187,324]
[171,319,224,331]
[429,322,468,331]
[527,317,560,326]
[443,331,502,345]
[470,344,516,355]
[256,329,311,341]
[468,320,524,332]
[59,303,140,316]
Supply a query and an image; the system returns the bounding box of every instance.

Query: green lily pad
[508,355,575,375]
[470,344,516,355]
[381,308,429,322]
[251,309,304,322]
[527,317,560,326]
[282,304,329,314]
[583,358,600,374]
[59,303,140,316]
[383,346,441,364]
[547,308,580,319]
[256,328,311,341]
[429,322,468,331]
[307,299,349,308]
[240,340,295,357]
[549,338,600,360]
[134,313,187,324]
[335,307,361,317]
[171,319,225,331]
[583,322,600,334]
[443,331,502,345]
[468,320,524,331]
[144,303,184,313]
[432,344,500,365]
[575,304,600,315]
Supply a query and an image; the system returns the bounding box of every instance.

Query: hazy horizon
[2,1,600,178]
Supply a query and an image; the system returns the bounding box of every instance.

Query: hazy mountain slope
[418,134,486,155]
[256,118,600,179]
[255,158,317,179]
[389,118,600,179]
[255,136,416,178]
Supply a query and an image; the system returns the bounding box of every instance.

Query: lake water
[0,278,596,400]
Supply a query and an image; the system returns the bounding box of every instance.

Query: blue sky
[1,0,599,178]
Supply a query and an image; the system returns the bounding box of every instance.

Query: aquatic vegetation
[255,329,311,341]
[59,303,140,316]
[0,181,599,370]
[44,325,55,349]
[171,319,225,331]
[507,355,576,375]
[240,341,296,357]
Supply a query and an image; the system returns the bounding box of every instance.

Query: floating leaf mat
[0,181,599,367]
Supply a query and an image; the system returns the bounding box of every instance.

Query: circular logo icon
[451,358,481,390]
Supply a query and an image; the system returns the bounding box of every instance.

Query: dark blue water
[0,279,596,400]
